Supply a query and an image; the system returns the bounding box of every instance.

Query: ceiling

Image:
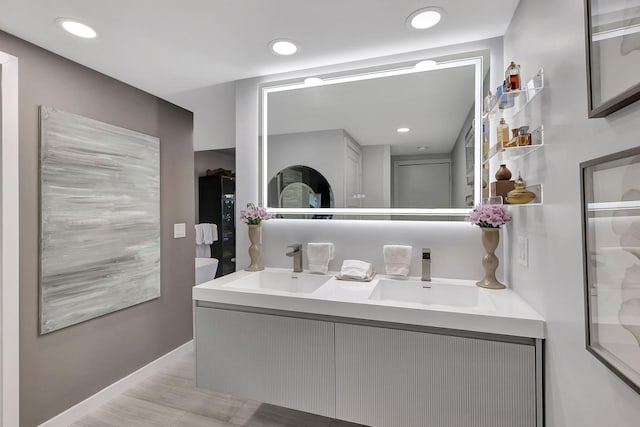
[268,65,476,156]
[0,0,520,110]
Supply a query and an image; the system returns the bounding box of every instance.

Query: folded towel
[383,245,413,276]
[340,259,373,280]
[202,223,218,244]
[194,224,204,245]
[307,243,335,274]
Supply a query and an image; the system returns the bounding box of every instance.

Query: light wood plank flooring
[73,351,364,427]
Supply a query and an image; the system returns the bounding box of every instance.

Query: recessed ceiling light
[56,18,97,39]
[407,8,443,30]
[417,146,428,150]
[415,60,437,70]
[270,39,298,56]
[397,127,411,133]
[304,77,323,85]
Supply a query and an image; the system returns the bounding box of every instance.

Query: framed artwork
[581,146,640,393]
[584,0,640,117]
[39,106,161,334]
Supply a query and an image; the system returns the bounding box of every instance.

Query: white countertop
[192,268,545,339]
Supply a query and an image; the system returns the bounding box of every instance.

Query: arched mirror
[268,165,334,218]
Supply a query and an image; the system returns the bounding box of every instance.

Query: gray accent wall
[0,30,195,427]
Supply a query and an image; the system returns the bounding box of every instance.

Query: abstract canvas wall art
[39,106,160,334]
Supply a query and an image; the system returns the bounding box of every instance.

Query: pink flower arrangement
[466,204,512,228]
[240,203,272,225]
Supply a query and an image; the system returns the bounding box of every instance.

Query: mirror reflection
[264,57,482,215]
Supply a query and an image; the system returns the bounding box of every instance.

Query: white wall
[268,130,346,207]
[235,37,505,281]
[170,81,236,151]
[503,1,640,426]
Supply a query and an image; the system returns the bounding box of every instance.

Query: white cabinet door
[195,307,335,417]
[335,323,536,427]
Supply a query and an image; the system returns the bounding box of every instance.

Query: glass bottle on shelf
[484,90,494,114]
[496,118,509,150]
[506,61,521,90]
[518,126,532,146]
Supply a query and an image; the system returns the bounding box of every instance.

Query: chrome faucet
[286,243,303,273]
[422,248,431,286]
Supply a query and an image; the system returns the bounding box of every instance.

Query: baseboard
[38,340,194,427]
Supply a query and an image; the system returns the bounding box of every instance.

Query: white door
[394,160,451,208]
[0,51,20,427]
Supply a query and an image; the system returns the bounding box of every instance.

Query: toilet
[195,258,219,285]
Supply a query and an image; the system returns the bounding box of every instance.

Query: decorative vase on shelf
[245,224,264,272]
[506,174,536,204]
[495,164,512,181]
[477,228,506,289]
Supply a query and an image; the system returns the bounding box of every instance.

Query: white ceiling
[0,0,520,110]
[268,65,475,156]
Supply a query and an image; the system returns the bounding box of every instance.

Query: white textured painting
[39,106,160,334]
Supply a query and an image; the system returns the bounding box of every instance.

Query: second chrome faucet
[286,243,303,273]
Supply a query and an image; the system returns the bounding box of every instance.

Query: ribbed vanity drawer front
[335,323,536,427]
[195,307,335,417]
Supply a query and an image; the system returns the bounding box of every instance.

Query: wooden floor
[73,351,364,427]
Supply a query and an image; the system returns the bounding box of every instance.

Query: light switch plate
[173,223,186,238]
[516,235,528,267]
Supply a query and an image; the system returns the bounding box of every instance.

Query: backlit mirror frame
[261,56,483,218]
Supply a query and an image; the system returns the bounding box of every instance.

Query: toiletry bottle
[518,126,531,146]
[496,118,509,150]
[484,90,494,114]
[498,81,515,108]
[506,62,521,90]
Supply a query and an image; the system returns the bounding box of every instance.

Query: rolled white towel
[307,242,335,274]
[194,224,204,245]
[340,259,373,280]
[383,245,413,276]
[203,223,218,244]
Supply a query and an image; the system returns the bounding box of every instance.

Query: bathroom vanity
[193,269,545,427]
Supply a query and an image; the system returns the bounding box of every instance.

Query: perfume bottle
[517,126,531,146]
[506,61,521,90]
[496,118,509,150]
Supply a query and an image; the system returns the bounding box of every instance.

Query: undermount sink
[369,279,485,308]
[222,270,330,294]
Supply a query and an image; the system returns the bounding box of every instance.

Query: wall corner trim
[37,340,194,427]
